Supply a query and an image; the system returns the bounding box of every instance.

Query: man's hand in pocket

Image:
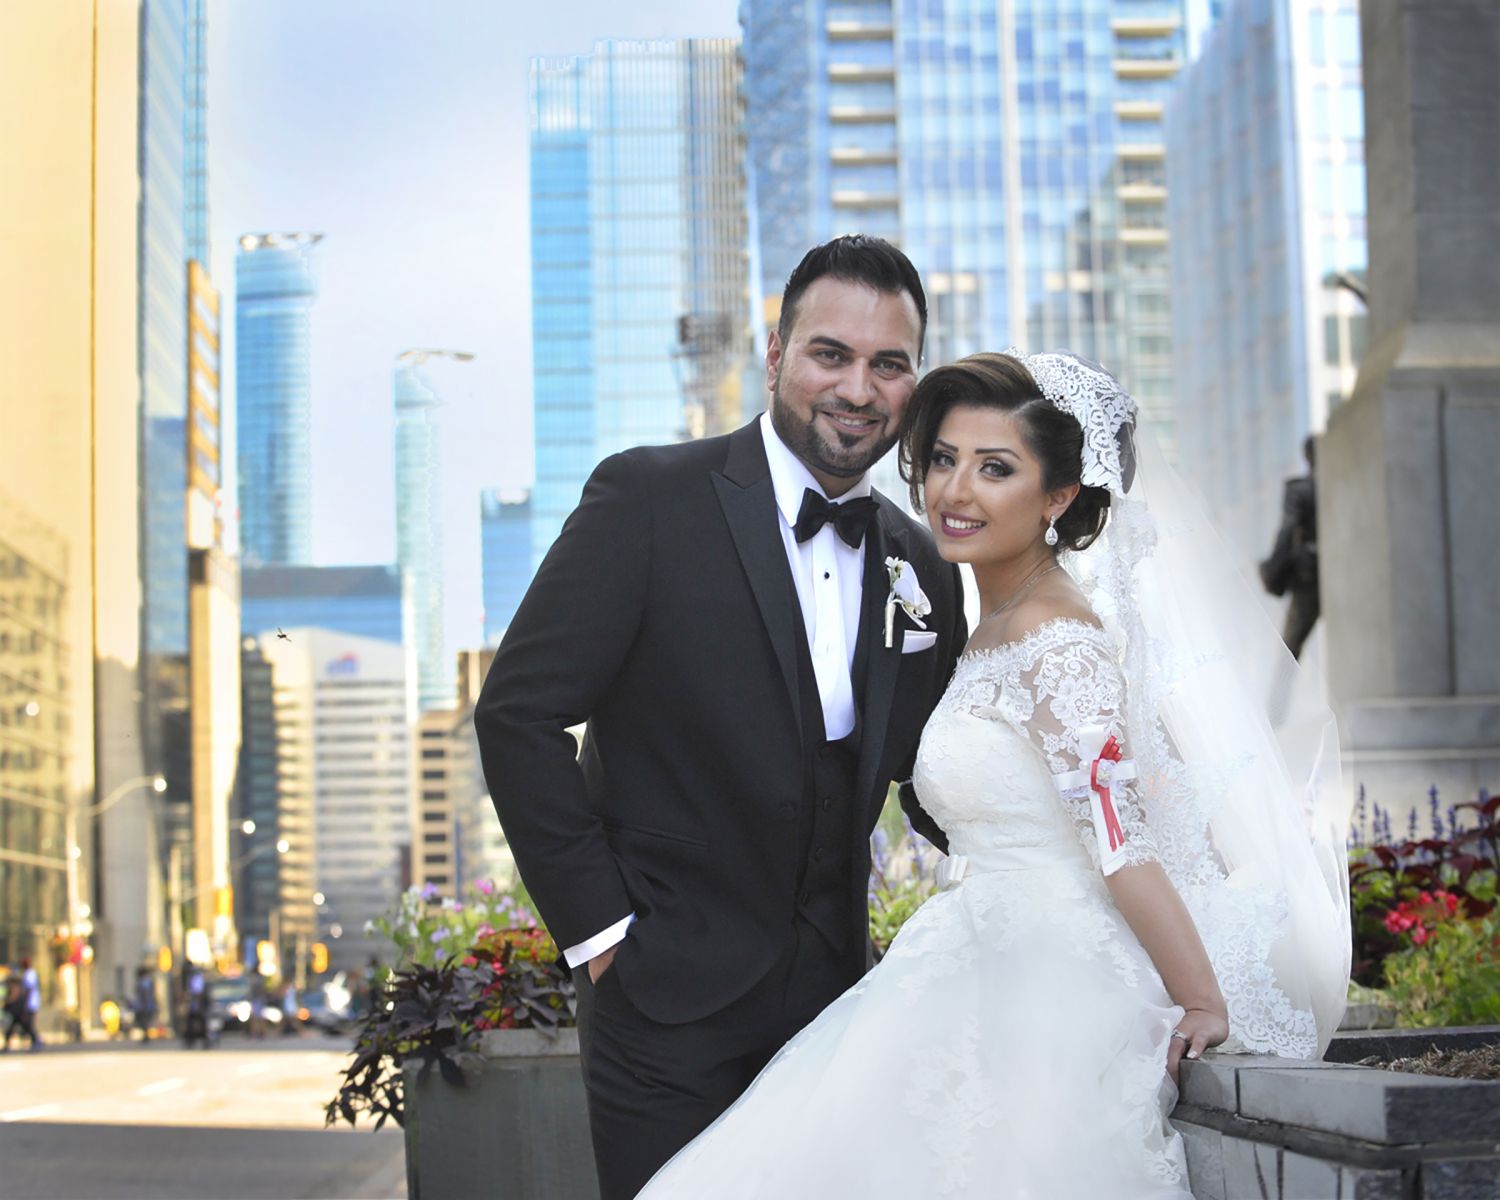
[588,945,618,983]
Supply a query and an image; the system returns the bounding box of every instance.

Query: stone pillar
[1321,2,1500,810]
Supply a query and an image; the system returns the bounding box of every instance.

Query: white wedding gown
[641,619,1201,1199]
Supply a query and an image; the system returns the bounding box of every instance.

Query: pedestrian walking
[182,966,210,1048]
[3,958,44,1051]
[1259,435,1320,660]
[132,966,158,1040]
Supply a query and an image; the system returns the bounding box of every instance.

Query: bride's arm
[1105,863,1228,1075]
[1007,618,1230,1078]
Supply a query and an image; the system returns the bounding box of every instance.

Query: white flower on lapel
[883,556,931,648]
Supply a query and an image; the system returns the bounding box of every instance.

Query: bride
[639,351,1352,1198]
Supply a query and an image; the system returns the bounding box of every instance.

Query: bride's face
[922,405,1057,567]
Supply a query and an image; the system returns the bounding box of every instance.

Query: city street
[0,1034,405,1199]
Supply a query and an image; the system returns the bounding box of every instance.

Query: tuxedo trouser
[575,916,852,1200]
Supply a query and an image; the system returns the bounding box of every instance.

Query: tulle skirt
[639,861,1192,1199]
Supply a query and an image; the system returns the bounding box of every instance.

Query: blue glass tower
[528,40,749,568]
[140,0,190,659]
[480,488,532,644]
[740,0,1192,451]
[184,0,209,267]
[236,232,322,568]
[394,351,471,712]
[1167,0,1366,562]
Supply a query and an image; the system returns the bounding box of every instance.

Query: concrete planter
[403,1027,599,1200]
[1173,1028,1500,1199]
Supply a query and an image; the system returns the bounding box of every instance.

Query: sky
[208,0,740,663]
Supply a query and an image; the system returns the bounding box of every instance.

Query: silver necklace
[983,561,1062,620]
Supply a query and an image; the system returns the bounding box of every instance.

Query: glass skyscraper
[184,0,210,267]
[140,0,190,661]
[1166,0,1366,563]
[394,351,470,713]
[529,40,750,567]
[236,232,322,567]
[740,0,1192,452]
[480,488,532,644]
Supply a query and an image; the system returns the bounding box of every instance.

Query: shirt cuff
[562,913,636,969]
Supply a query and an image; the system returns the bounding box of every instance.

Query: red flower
[1411,924,1429,946]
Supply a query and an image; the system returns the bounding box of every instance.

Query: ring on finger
[1170,1031,1191,1043]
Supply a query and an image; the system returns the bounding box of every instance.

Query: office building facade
[412,650,510,898]
[740,0,1192,454]
[529,40,750,567]
[480,488,532,645]
[2,4,154,1017]
[241,564,405,646]
[258,629,411,975]
[395,352,470,713]
[236,232,322,568]
[1166,0,1366,563]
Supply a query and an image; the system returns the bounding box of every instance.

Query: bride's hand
[1166,1007,1229,1084]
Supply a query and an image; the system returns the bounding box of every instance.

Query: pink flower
[1412,924,1430,946]
[476,879,494,895]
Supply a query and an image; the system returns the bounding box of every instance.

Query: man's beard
[770,382,898,482]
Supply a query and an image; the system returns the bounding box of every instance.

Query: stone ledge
[1175,1032,1500,1199]
[1238,1066,1498,1145]
[478,1026,580,1059]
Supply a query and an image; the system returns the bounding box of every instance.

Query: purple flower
[430,929,447,944]
[421,882,440,901]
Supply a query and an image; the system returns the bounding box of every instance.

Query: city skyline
[207,0,741,665]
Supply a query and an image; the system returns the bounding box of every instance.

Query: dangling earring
[1044,516,1059,547]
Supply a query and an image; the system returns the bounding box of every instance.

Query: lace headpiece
[1006,349,1137,497]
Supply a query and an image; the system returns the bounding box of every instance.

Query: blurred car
[299,975,354,1035]
[210,973,283,1035]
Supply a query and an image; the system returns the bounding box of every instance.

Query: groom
[475,235,965,1199]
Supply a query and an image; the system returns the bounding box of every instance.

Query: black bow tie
[794,488,878,549]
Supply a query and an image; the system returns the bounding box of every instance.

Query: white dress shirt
[757,409,868,741]
[562,412,872,968]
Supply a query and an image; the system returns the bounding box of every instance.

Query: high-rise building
[236,232,322,568]
[394,351,472,712]
[2,3,154,1021]
[241,565,405,646]
[740,0,1192,453]
[137,1,196,906]
[236,639,287,961]
[258,629,411,975]
[188,545,240,957]
[0,495,71,1003]
[184,0,210,267]
[412,650,511,898]
[1166,0,1366,563]
[529,40,750,567]
[480,488,532,645]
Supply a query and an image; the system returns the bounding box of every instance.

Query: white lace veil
[1020,350,1352,1057]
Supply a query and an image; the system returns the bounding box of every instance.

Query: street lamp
[64,775,169,1035]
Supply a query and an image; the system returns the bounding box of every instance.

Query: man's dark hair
[778,235,927,357]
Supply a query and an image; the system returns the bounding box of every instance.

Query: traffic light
[310,942,329,974]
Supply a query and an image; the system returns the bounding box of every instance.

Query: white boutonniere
[883,557,931,648]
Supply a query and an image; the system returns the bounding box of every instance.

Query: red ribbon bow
[1090,735,1127,853]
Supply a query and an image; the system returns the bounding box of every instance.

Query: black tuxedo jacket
[475,419,966,1024]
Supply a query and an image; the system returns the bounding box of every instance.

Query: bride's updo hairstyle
[897,351,1111,551]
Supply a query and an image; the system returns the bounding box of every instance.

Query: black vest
[789,563,873,958]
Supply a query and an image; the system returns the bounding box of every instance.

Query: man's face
[767,276,922,497]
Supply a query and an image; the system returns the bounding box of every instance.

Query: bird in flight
[276,628,290,641]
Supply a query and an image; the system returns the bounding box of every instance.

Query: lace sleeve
[1011,622,1160,874]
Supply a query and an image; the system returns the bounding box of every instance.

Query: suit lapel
[854,500,910,806]
[712,422,803,736]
